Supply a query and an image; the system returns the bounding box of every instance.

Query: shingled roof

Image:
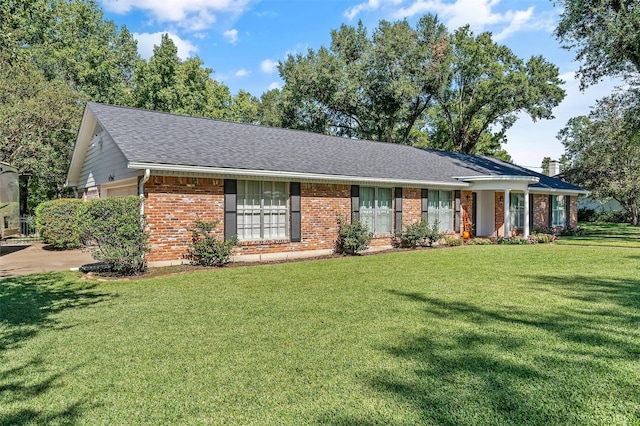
[78,102,583,192]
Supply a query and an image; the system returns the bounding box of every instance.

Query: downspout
[139,169,150,217]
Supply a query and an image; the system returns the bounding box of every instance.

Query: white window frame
[509,193,525,229]
[237,180,289,240]
[359,187,393,234]
[428,190,453,232]
[552,195,566,227]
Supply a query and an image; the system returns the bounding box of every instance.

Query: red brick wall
[143,177,580,261]
[570,195,578,228]
[403,188,422,226]
[532,194,549,230]
[495,192,505,236]
[144,176,224,262]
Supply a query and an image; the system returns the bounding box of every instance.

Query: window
[237,181,288,240]
[428,190,453,231]
[509,193,525,229]
[359,187,392,234]
[551,195,565,227]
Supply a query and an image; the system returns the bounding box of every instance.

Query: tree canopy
[558,92,640,225]
[426,26,565,155]
[278,15,452,145]
[554,0,640,88]
[278,16,565,156]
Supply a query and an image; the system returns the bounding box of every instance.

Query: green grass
[556,222,640,248]
[2,244,640,425]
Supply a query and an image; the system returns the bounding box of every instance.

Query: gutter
[127,161,470,188]
[139,169,150,217]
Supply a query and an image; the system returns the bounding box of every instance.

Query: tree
[278,15,452,145]
[554,0,640,88]
[558,93,640,225]
[426,26,565,155]
[1,0,139,104]
[133,34,236,119]
[0,57,82,211]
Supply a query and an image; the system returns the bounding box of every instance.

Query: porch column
[523,188,530,238]
[503,189,510,238]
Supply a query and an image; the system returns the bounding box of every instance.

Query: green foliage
[78,196,149,275]
[336,217,373,255]
[559,227,585,237]
[426,27,565,155]
[400,216,443,248]
[35,198,83,249]
[0,58,83,211]
[578,208,630,223]
[279,15,452,145]
[466,237,495,245]
[187,220,240,267]
[443,235,462,246]
[559,92,640,225]
[554,0,640,87]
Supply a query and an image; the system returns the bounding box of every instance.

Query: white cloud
[344,0,402,20]
[492,8,534,41]
[224,29,239,44]
[102,0,250,31]
[260,59,278,74]
[345,0,381,20]
[390,0,535,39]
[235,68,250,77]
[133,32,197,60]
[268,82,281,90]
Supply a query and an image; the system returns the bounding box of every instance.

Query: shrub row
[35,199,84,249]
[36,197,149,274]
[578,208,629,223]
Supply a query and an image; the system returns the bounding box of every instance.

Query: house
[66,103,587,265]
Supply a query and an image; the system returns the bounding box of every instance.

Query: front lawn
[2,245,640,424]
[556,221,640,248]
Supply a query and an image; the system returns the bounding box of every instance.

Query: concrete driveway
[0,243,95,278]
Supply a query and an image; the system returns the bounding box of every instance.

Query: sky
[98,0,620,172]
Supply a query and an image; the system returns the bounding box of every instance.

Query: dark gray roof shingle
[87,102,583,191]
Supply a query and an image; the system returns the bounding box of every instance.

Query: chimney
[549,160,562,176]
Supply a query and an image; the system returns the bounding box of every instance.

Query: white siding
[78,129,138,189]
[105,185,138,198]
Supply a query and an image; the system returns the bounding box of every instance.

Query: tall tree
[278,15,452,145]
[558,93,640,225]
[133,34,235,119]
[0,57,82,211]
[554,0,640,88]
[1,0,139,104]
[426,27,565,155]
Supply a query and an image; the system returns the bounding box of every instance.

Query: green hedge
[35,198,83,249]
[336,217,372,255]
[78,196,150,275]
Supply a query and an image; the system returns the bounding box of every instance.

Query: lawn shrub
[400,216,443,248]
[579,208,630,223]
[496,236,528,244]
[187,220,240,266]
[466,237,495,245]
[35,198,83,249]
[336,217,372,255]
[532,233,557,243]
[443,235,462,246]
[560,227,585,236]
[78,196,149,274]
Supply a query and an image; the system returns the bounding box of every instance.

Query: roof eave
[65,105,96,188]
[127,161,470,188]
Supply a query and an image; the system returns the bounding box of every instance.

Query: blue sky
[98,0,618,171]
